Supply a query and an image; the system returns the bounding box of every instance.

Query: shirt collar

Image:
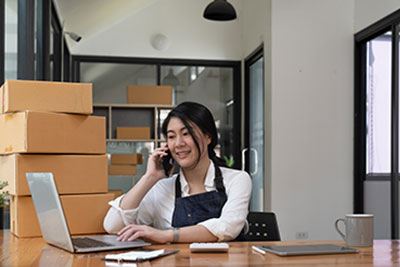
[179,160,216,195]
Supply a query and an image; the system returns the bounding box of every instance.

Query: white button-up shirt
[103,161,252,241]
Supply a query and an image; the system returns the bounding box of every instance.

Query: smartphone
[162,148,174,176]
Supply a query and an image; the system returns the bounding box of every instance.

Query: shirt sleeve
[103,188,156,234]
[198,171,252,241]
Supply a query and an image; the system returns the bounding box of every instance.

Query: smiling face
[166,117,211,170]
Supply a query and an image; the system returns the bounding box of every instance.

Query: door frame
[244,44,264,173]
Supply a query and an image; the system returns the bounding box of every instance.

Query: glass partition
[5,0,17,80]
[79,59,239,194]
[80,62,157,104]
[161,65,234,159]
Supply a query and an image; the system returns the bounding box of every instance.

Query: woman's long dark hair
[162,101,226,167]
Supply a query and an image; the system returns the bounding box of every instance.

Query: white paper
[105,262,137,267]
[105,249,165,262]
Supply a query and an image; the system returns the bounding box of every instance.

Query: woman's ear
[206,134,212,145]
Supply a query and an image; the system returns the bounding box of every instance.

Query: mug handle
[335,218,346,241]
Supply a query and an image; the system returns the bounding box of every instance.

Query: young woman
[103,101,252,243]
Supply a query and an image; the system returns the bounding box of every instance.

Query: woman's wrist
[142,172,162,184]
[164,229,174,243]
[172,228,179,243]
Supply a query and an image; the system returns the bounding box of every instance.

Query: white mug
[335,214,374,247]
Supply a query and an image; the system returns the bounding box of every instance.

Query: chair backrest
[245,211,281,241]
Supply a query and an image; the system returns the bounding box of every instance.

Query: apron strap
[175,173,182,198]
[214,165,225,193]
[175,163,226,199]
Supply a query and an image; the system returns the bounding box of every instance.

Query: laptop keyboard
[72,237,112,248]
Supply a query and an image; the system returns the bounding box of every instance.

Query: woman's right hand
[144,146,171,181]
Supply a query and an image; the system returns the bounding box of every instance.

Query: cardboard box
[110,154,143,165]
[10,193,114,238]
[0,80,93,114]
[126,85,172,105]
[109,190,123,199]
[0,111,106,154]
[0,154,108,196]
[116,127,150,139]
[108,165,137,175]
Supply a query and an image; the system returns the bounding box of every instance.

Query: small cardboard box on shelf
[110,154,143,165]
[108,165,137,176]
[126,85,172,105]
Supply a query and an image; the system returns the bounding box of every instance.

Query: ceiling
[54,0,158,48]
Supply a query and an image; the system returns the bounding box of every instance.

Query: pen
[252,245,266,255]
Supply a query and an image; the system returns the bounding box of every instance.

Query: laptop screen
[26,172,74,252]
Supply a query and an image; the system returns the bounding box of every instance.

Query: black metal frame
[36,0,50,80]
[16,0,68,81]
[0,0,4,85]
[71,55,242,169]
[391,23,399,239]
[51,2,61,81]
[354,8,400,239]
[17,0,34,79]
[63,39,70,81]
[244,44,264,173]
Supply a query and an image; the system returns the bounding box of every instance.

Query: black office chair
[244,211,281,241]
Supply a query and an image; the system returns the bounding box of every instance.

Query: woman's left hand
[117,224,173,244]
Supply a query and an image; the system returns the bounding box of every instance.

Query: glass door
[244,45,264,211]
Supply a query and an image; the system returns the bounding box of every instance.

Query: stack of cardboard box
[108,154,143,176]
[0,80,113,238]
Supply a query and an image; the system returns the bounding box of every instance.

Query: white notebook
[105,249,179,263]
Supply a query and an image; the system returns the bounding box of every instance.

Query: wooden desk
[0,230,398,266]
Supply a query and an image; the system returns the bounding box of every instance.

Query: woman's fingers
[127,231,142,242]
[117,225,130,236]
[151,147,168,159]
[117,225,146,242]
[117,225,135,241]
[117,225,169,243]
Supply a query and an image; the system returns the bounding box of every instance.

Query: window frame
[354,8,400,239]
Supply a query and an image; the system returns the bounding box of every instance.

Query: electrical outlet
[295,232,309,240]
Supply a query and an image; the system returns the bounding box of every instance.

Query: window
[366,32,392,175]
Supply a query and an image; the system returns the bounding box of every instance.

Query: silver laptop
[26,172,151,253]
[257,244,359,256]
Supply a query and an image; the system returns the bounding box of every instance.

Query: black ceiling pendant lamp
[203,0,237,21]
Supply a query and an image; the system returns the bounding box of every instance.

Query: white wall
[354,0,400,33]
[242,0,269,58]
[69,0,243,60]
[270,0,354,241]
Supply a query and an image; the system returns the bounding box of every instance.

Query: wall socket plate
[295,232,309,240]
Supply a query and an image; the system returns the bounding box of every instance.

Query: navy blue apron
[171,164,245,241]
